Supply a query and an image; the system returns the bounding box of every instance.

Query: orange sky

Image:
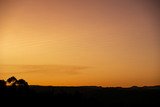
[0,0,159,87]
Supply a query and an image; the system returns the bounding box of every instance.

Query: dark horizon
[0,77,160,106]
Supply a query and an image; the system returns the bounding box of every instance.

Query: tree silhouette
[7,76,17,86]
[0,80,6,87]
[6,76,29,89]
[16,79,29,87]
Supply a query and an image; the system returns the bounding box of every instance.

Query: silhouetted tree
[16,79,29,87]
[0,80,6,87]
[7,76,17,86]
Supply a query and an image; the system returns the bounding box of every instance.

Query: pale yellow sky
[0,0,159,87]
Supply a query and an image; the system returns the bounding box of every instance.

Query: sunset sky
[0,0,159,87]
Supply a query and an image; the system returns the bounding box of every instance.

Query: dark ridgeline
[0,77,160,106]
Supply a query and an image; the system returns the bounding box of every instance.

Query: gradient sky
[0,0,159,87]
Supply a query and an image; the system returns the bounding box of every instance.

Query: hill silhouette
[0,77,160,106]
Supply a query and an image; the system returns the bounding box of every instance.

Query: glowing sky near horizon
[0,0,159,87]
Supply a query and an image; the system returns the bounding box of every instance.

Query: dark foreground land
[0,85,160,106]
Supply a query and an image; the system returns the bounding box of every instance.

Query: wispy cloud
[0,65,89,75]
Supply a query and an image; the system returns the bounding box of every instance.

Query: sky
[0,0,159,87]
